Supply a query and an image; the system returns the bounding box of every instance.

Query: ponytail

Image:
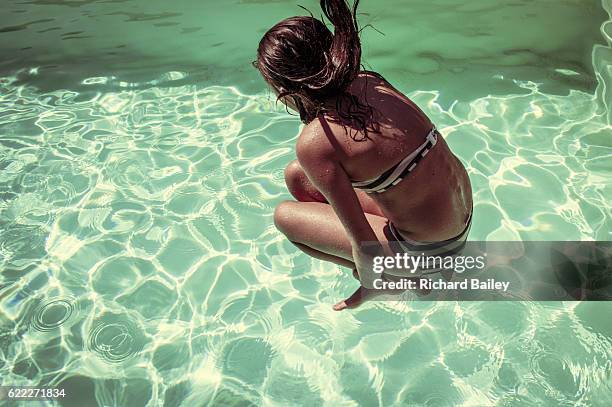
[320,0,362,91]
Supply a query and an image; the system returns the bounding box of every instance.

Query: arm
[296,128,382,287]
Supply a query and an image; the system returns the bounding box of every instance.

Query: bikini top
[351,127,439,194]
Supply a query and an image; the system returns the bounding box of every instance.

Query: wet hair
[254,0,377,140]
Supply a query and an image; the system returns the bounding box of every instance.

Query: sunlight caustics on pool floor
[0,0,611,406]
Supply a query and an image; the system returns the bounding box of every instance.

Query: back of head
[255,0,370,131]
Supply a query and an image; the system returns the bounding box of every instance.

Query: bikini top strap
[426,126,438,145]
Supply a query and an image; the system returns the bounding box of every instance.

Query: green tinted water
[0,0,611,406]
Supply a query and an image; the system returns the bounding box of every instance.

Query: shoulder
[296,119,337,167]
[354,70,387,86]
[349,70,392,100]
[357,70,386,81]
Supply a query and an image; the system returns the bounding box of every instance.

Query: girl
[254,0,473,310]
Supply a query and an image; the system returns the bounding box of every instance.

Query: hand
[335,246,393,311]
[352,246,383,289]
[333,286,385,311]
[336,255,390,311]
[334,275,432,311]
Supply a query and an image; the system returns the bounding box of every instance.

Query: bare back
[301,71,473,242]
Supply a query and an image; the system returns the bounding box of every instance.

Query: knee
[273,200,297,237]
[283,160,325,202]
[283,159,303,191]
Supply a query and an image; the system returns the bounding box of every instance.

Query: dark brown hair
[254,0,377,140]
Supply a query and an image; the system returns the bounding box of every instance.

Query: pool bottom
[0,73,611,405]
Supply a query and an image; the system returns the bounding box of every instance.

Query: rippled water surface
[1,0,611,406]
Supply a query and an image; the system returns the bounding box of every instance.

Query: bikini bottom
[385,209,473,277]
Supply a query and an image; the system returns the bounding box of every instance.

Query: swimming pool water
[0,0,611,406]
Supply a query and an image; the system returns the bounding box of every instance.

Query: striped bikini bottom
[386,209,473,277]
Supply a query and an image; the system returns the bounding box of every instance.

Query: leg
[274,200,391,263]
[274,200,410,311]
[284,160,385,217]
[292,242,355,269]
